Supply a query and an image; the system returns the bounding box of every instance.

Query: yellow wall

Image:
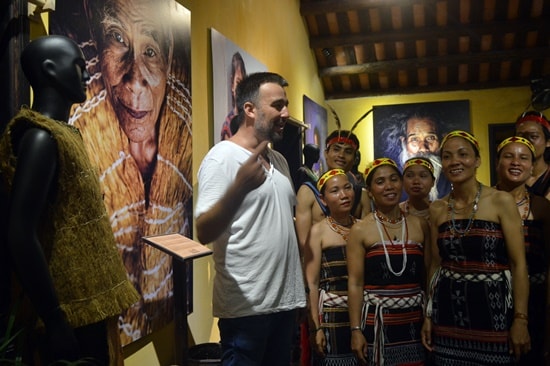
[327,87,532,185]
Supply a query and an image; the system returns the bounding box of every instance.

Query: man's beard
[399,148,442,201]
[255,116,284,143]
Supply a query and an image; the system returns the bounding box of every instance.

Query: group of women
[303,111,550,366]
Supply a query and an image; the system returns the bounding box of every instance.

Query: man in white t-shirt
[195,72,306,366]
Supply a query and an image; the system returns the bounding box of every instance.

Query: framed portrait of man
[373,100,470,200]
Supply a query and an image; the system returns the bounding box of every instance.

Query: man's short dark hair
[233,72,288,130]
[235,72,288,115]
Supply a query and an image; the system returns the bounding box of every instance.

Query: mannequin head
[21,35,89,105]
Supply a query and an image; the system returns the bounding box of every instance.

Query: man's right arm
[196,141,269,244]
[196,178,249,244]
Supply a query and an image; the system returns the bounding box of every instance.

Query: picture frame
[50,0,192,345]
[211,28,267,144]
[303,95,328,175]
[372,100,471,200]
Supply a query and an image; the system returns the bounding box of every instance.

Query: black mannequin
[9,35,88,363]
[1,35,138,365]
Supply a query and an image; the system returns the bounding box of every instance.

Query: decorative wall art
[50,0,192,345]
[373,100,470,200]
[303,95,328,175]
[211,28,266,144]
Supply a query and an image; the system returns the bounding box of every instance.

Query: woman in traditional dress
[515,111,550,200]
[347,158,429,365]
[399,157,435,222]
[495,136,550,365]
[305,169,358,366]
[421,130,531,365]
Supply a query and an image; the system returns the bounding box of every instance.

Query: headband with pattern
[516,112,550,132]
[497,136,536,156]
[441,130,480,153]
[364,158,398,183]
[317,169,347,191]
[326,136,358,150]
[403,157,435,176]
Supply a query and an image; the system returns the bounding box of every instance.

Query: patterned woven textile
[431,219,515,365]
[519,219,548,365]
[362,241,426,366]
[314,246,357,366]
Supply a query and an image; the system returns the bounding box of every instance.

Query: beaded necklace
[448,182,481,237]
[374,209,404,224]
[326,215,357,242]
[374,210,408,276]
[403,200,431,220]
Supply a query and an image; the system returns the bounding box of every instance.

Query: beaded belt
[439,267,508,282]
[426,267,512,318]
[361,290,424,366]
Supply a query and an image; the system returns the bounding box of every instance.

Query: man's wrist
[310,326,323,334]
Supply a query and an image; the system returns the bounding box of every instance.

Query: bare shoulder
[296,184,315,204]
[430,198,447,211]
[349,215,373,236]
[429,198,447,226]
[406,214,429,241]
[486,187,516,208]
[350,217,368,231]
[310,218,326,235]
[407,214,429,230]
[349,214,379,246]
[479,187,519,224]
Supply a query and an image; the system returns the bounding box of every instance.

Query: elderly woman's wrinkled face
[100,0,171,143]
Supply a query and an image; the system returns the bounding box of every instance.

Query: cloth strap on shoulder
[304,181,329,216]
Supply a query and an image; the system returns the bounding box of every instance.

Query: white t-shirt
[195,141,306,318]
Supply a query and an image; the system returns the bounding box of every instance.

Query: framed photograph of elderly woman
[50,0,192,345]
[373,100,470,200]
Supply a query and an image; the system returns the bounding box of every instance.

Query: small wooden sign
[142,233,212,262]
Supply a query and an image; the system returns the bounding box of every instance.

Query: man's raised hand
[235,140,270,194]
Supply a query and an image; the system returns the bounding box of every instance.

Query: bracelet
[309,327,323,334]
[514,312,529,321]
[350,326,362,332]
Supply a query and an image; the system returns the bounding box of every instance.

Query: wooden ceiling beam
[324,78,529,99]
[300,0,430,16]
[319,47,550,77]
[309,19,546,48]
